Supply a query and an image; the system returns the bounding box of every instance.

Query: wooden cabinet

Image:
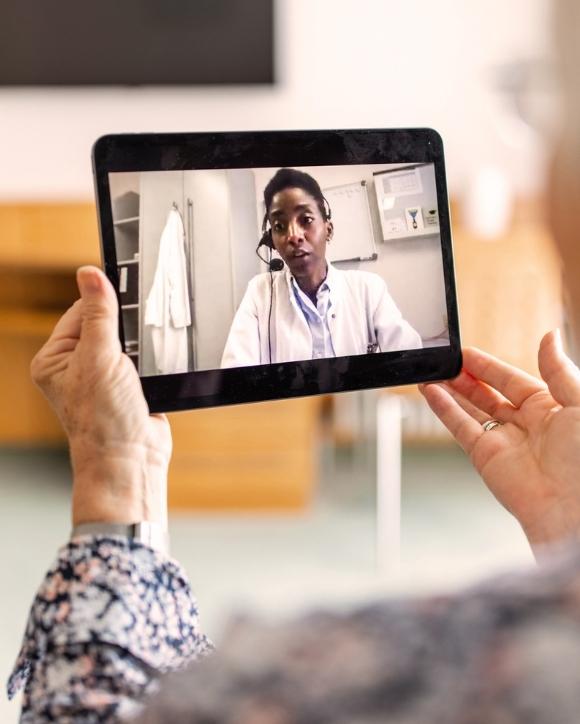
[0,308,65,443]
[168,397,320,510]
[0,204,97,443]
[0,203,101,270]
[452,201,562,376]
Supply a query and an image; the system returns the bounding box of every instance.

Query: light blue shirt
[290,274,336,359]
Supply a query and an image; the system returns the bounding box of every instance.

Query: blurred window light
[464,166,513,240]
[492,58,563,142]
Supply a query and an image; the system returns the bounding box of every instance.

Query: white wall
[0,0,551,201]
[227,170,262,310]
[185,171,236,371]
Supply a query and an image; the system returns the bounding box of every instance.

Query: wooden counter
[451,200,562,377]
[0,203,100,270]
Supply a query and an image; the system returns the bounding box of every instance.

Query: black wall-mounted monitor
[0,0,274,86]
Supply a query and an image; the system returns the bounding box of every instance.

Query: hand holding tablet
[93,128,461,412]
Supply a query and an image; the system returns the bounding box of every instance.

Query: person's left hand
[31,266,172,527]
[420,330,580,554]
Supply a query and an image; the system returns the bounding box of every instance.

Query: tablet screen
[94,129,460,411]
[108,162,448,376]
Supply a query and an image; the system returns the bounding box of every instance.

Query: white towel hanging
[144,207,191,374]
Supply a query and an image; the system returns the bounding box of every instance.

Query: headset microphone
[256,214,285,272]
[255,240,285,272]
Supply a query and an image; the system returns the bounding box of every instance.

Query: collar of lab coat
[277,261,354,359]
[283,260,340,306]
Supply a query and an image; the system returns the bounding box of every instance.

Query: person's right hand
[420,330,580,554]
[31,266,172,528]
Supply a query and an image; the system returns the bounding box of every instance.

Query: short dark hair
[263,168,329,220]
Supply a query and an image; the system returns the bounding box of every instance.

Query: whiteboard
[323,180,377,263]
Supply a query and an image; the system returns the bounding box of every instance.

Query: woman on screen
[221,168,422,367]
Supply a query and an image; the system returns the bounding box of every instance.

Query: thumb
[538,328,580,407]
[76,266,121,353]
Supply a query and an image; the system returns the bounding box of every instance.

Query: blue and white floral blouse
[7,536,212,722]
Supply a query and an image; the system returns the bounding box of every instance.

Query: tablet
[93,129,461,413]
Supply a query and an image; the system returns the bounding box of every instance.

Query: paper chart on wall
[381,168,423,196]
[373,164,440,242]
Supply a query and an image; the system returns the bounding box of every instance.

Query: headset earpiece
[259,229,273,250]
[258,212,274,250]
[256,213,283,271]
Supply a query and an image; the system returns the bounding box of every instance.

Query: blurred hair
[553,0,580,169]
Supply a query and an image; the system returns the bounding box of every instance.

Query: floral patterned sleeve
[6,535,212,723]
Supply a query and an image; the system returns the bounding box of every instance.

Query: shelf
[383,226,440,242]
[117,258,139,266]
[121,303,139,310]
[114,216,139,227]
[127,351,139,357]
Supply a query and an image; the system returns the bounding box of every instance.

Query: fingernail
[78,267,101,294]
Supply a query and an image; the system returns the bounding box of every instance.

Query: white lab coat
[221,263,422,367]
[144,208,191,374]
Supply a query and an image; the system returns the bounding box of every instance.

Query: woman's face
[268,186,333,281]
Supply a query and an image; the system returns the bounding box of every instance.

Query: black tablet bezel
[93,128,461,413]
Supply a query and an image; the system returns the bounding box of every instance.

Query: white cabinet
[111,183,141,369]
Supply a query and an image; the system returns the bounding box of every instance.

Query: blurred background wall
[0,0,551,200]
[0,0,561,450]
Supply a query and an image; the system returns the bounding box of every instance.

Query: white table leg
[376,393,402,573]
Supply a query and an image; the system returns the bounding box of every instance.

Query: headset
[255,212,285,272]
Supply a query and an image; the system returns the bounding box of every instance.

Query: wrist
[70,439,169,528]
[71,521,170,554]
[521,504,580,557]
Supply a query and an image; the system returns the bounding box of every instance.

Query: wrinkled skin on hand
[31,266,171,526]
[421,330,580,554]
